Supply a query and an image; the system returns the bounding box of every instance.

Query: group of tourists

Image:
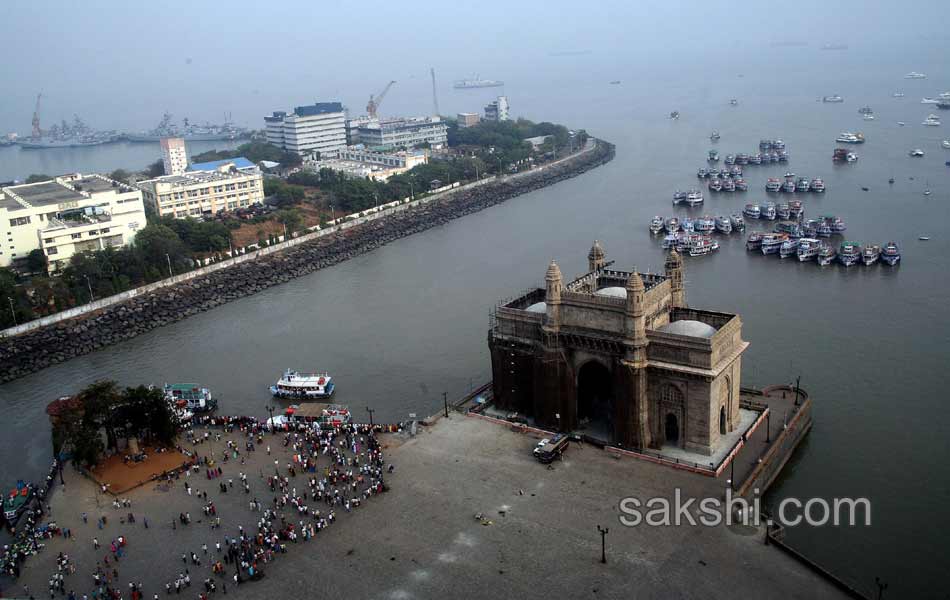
[2,418,395,600]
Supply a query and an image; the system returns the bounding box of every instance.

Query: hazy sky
[2,0,948,133]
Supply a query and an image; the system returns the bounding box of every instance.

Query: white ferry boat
[164,383,217,413]
[270,369,335,399]
[905,72,927,79]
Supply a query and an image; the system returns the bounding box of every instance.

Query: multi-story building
[0,174,147,271]
[137,159,264,219]
[356,116,448,150]
[306,148,429,182]
[484,96,510,122]
[264,102,346,157]
[345,116,377,145]
[161,137,188,176]
[457,112,481,128]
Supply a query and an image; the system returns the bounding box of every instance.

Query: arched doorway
[577,360,612,443]
[719,406,726,435]
[665,413,679,444]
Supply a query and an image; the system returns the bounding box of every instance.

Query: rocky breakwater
[0,140,615,383]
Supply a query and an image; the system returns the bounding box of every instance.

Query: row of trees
[51,381,178,468]
[0,221,210,326]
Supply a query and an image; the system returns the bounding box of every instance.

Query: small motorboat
[919,236,930,241]
[670,111,680,120]
[909,149,925,157]
[861,186,870,191]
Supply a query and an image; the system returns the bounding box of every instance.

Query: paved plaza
[11,414,845,599]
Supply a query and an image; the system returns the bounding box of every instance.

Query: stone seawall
[0,140,615,383]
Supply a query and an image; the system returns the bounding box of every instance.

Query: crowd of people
[2,419,394,600]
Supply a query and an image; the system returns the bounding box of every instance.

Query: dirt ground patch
[89,447,194,494]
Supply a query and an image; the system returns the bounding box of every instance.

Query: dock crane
[31,93,42,139]
[366,80,396,118]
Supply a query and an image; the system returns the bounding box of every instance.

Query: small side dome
[525,301,547,313]
[658,319,717,338]
[594,286,627,299]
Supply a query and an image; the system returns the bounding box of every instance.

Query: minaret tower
[664,249,687,308]
[543,260,562,331]
[621,270,652,448]
[588,240,606,272]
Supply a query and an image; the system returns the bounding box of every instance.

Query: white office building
[264,102,347,157]
[161,137,188,176]
[1,174,147,272]
[355,116,448,150]
[484,96,510,122]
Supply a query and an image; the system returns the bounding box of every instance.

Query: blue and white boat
[881,241,901,266]
[270,370,335,399]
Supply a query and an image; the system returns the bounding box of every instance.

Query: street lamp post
[597,525,609,564]
[443,392,448,418]
[266,406,274,431]
[365,407,375,427]
[7,297,16,326]
[84,275,95,302]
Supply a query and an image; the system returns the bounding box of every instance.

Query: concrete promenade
[12,416,850,599]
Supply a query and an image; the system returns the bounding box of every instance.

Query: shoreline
[0,140,615,383]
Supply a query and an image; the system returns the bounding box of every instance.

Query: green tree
[144,159,164,178]
[109,169,131,183]
[133,223,190,277]
[25,174,53,184]
[26,248,48,274]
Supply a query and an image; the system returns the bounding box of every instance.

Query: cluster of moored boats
[651,214,747,256]
[765,173,825,193]
[747,234,900,267]
[704,139,790,167]
[742,200,806,221]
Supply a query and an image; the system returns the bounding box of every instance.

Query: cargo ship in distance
[453,76,504,89]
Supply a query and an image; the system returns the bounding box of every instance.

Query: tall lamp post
[84,275,95,302]
[266,406,274,431]
[365,407,375,427]
[442,392,449,418]
[597,525,609,564]
[6,297,16,326]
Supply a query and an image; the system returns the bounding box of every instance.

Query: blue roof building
[187,157,257,172]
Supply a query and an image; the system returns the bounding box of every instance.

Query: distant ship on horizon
[821,43,849,50]
[453,75,504,89]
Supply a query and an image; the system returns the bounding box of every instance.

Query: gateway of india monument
[488,241,749,456]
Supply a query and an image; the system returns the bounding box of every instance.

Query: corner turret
[588,240,606,272]
[664,249,686,308]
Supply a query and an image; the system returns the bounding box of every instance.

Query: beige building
[137,160,264,218]
[160,137,188,176]
[490,242,748,455]
[1,174,147,271]
[457,112,481,128]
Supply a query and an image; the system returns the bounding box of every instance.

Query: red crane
[366,80,396,118]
